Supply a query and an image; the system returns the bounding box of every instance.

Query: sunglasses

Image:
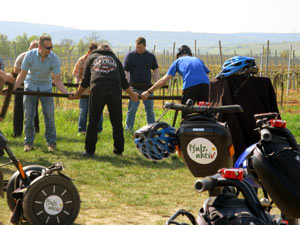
[43,45,53,50]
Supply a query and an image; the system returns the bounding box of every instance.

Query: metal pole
[12,90,182,100]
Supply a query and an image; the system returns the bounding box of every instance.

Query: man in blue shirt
[141,45,210,107]
[14,36,69,152]
[123,37,160,131]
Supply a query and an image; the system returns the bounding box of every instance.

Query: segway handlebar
[194,173,221,192]
[194,172,271,222]
[260,128,272,142]
[163,102,243,114]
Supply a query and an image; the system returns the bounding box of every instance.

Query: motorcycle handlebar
[164,102,243,114]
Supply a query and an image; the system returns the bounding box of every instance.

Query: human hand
[131,92,139,102]
[141,91,150,100]
[68,93,80,100]
[4,73,15,84]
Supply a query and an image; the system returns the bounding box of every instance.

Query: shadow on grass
[54,148,186,170]
[0,152,54,176]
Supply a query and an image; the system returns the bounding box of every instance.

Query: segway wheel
[23,174,80,225]
[6,165,46,211]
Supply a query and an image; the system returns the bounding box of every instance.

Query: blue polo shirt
[167,56,210,90]
[21,49,61,91]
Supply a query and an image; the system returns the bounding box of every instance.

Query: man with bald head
[13,40,40,138]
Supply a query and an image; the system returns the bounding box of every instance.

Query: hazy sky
[1,0,299,33]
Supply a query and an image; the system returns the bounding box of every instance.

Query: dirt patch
[76,207,171,225]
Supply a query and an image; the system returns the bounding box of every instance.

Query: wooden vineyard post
[265,40,270,77]
[287,45,292,96]
[219,40,223,67]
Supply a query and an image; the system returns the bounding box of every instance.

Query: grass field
[0,90,299,225]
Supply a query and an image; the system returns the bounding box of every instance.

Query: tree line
[0,32,109,61]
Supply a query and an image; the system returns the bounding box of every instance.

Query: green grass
[0,102,203,225]
[0,100,299,225]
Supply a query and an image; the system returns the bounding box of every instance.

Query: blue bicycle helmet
[216,56,258,78]
[134,122,177,161]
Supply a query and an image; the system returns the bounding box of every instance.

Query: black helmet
[176,45,192,58]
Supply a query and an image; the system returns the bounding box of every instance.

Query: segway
[0,132,81,225]
[0,73,80,225]
[234,112,300,224]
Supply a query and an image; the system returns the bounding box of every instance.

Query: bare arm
[0,70,15,84]
[141,74,172,100]
[69,86,87,100]
[124,70,130,82]
[13,67,21,74]
[14,70,27,90]
[153,68,160,82]
[52,74,69,94]
[124,87,139,102]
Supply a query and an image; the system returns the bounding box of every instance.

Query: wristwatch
[147,90,153,95]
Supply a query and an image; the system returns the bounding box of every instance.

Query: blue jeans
[24,88,56,146]
[125,89,155,131]
[78,97,103,133]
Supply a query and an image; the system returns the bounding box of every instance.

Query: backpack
[197,193,274,225]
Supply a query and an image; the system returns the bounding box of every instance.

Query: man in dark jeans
[69,44,139,157]
[13,41,40,137]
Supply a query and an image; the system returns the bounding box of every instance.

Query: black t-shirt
[123,50,158,85]
[81,50,129,91]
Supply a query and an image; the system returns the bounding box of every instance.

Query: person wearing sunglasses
[14,35,69,152]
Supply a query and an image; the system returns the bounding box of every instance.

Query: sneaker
[48,144,56,151]
[113,149,123,156]
[81,151,94,158]
[24,144,34,152]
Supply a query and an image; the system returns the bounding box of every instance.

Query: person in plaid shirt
[72,42,103,136]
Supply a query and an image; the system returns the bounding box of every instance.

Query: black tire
[23,174,80,225]
[6,165,46,211]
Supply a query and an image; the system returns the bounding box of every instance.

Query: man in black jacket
[70,44,139,157]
